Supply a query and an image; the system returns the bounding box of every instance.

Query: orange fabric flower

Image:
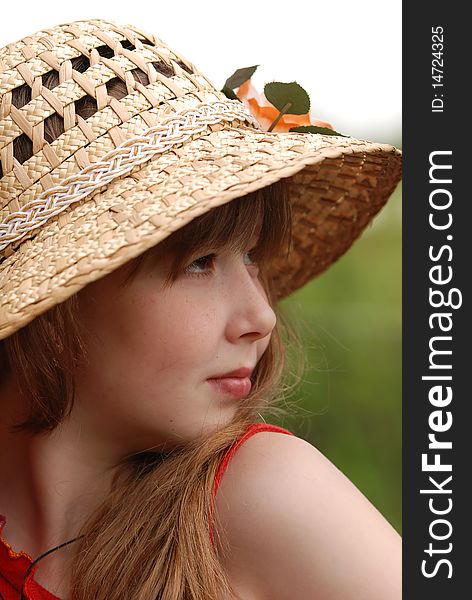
[236,79,334,132]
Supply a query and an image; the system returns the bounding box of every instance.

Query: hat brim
[0,126,401,340]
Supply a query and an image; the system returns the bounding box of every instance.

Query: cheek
[125,293,217,372]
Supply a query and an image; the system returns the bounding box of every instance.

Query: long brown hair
[0,64,307,599]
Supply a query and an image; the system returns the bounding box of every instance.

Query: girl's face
[73,230,276,456]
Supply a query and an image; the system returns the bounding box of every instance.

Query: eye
[184,253,216,277]
[244,248,258,266]
[184,248,257,277]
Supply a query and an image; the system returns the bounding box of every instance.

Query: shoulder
[214,431,401,600]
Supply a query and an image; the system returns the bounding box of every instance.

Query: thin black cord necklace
[19,535,84,600]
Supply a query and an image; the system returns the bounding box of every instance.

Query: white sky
[1,0,401,144]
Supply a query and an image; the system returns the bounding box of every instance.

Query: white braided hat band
[0,100,260,254]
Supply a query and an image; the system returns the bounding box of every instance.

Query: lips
[207,376,252,398]
[211,366,254,379]
[207,366,254,398]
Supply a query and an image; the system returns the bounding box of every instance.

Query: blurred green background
[272,173,402,535]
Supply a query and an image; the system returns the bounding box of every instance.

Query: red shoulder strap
[209,422,294,550]
[0,515,61,599]
[212,423,294,499]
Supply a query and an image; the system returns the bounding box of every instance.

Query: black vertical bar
[403,4,469,599]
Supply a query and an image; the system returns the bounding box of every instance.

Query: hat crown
[0,19,260,257]
[0,18,219,97]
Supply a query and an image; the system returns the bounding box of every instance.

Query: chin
[174,416,236,447]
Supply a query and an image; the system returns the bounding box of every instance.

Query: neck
[0,375,124,559]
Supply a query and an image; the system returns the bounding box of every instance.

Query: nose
[224,261,277,344]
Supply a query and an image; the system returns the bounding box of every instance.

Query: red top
[0,422,293,599]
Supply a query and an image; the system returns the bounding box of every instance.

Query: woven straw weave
[0,19,402,340]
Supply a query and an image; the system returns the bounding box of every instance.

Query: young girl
[0,19,402,600]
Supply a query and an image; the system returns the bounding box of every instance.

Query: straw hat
[0,19,402,341]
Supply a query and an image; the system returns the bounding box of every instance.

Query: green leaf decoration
[221,85,240,100]
[224,66,259,90]
[289,125,349,137]
[264,82,310,115]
